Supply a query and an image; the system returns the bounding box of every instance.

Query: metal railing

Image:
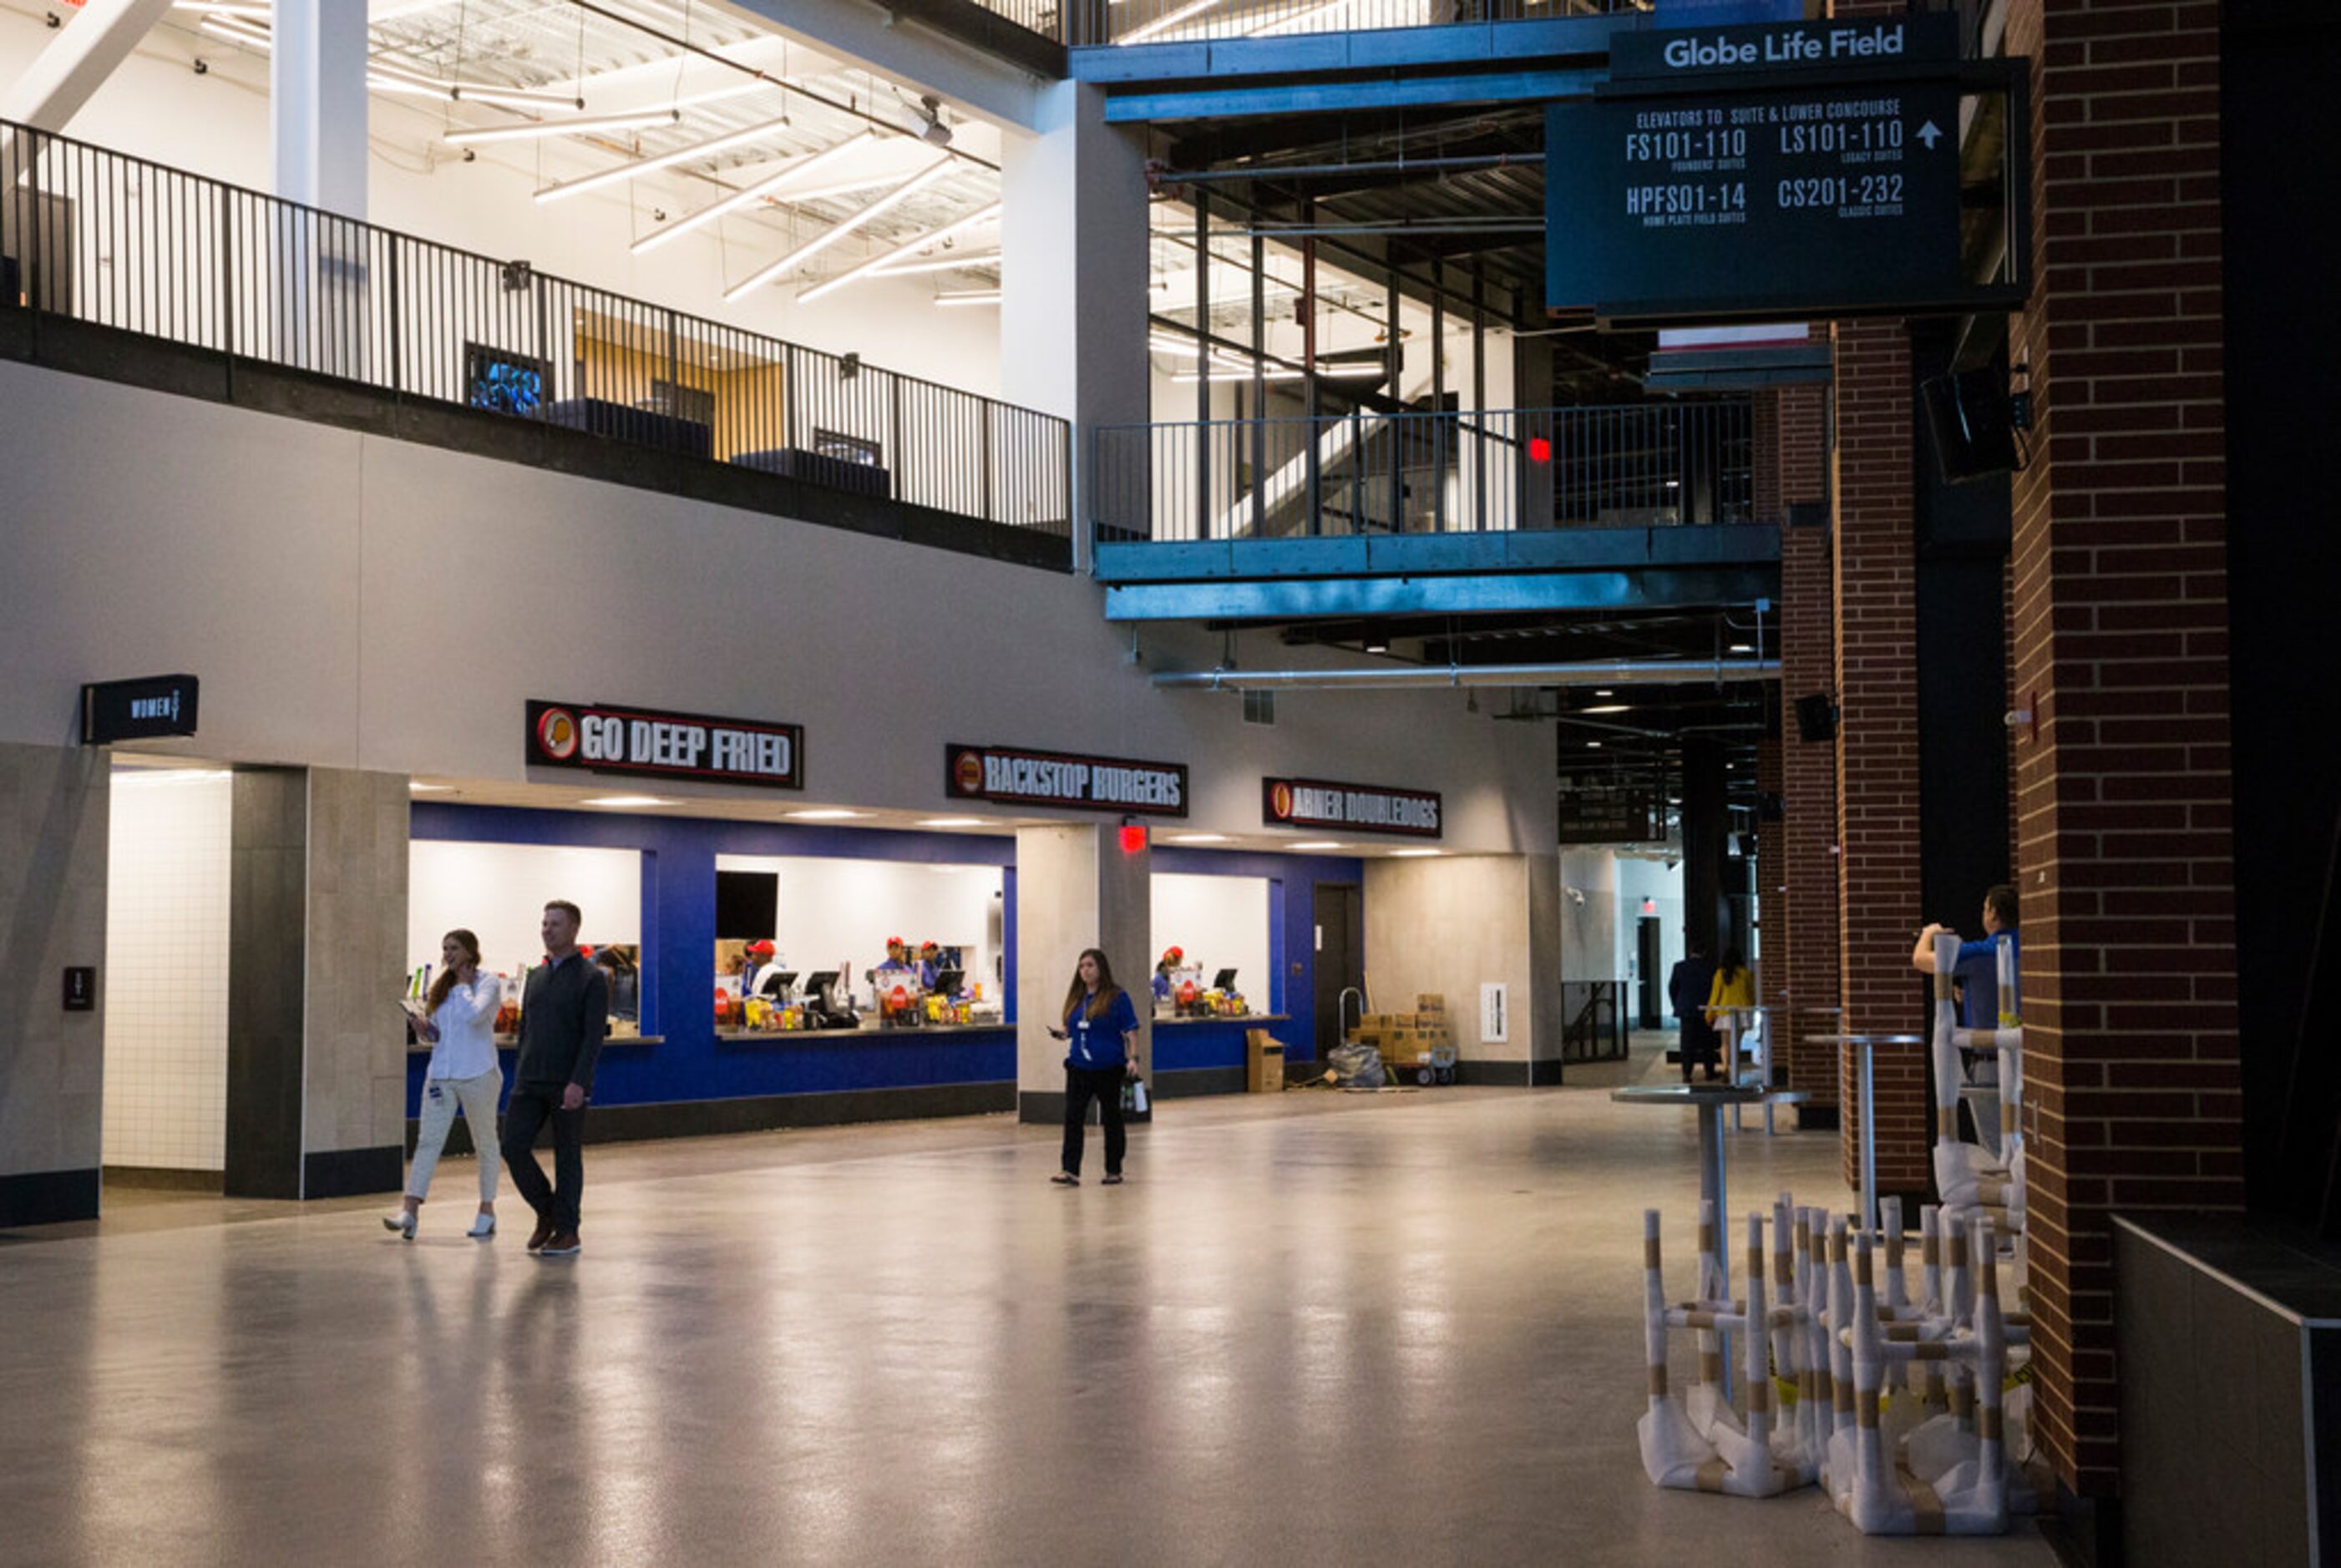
[1563,979,1629,1065]
[0,119,1071,541]
[1041,0,1641,47]
[1090,400,1752,544]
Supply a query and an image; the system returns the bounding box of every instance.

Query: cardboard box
[1247,1029,1284,1093]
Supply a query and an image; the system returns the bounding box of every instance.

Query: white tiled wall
[104,768,233,1171]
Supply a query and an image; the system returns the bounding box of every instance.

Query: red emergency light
[1528,437,1552,463]
[1120,823,1148,854]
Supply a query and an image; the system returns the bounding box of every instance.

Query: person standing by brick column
[502,899,606,1257]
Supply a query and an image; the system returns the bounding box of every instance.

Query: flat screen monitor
[759,970,798,999]
[1213,968,1239,992]
[803,970,839,1001]
[935,969,965,997]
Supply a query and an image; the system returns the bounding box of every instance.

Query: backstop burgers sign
[1264,776,1443,839]
[528,701,803,789]
[946,743,1188,817]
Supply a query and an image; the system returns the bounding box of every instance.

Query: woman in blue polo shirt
[1048,948,1140,1186]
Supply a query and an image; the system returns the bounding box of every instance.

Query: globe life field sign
[1546,16,2025,325]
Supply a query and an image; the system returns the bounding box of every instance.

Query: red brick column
[1755,733,1787,1029]
[1773,387,1840,1114]
[2003,0,2242,1501]
[1832,321,1927,1197]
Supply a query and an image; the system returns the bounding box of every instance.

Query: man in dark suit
[502,899,607,1257]
[1669,938,1720,1083]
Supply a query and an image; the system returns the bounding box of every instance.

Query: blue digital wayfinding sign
[1546,16,2021,325]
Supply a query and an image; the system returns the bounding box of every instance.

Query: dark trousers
[1061,1065,1127,1178]
[502,1085,586,1231]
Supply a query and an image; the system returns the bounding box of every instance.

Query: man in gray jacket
[502,899,607,1257]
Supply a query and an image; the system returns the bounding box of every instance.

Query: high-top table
[1613,1082,1808,1385]
[1803,1031,1927,1236]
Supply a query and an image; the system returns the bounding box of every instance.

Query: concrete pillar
[2003,0,2242,1508]
[225,766,408,1200]
[0,741,109,1227]
[271,0,368,220]
[999,81,1148,565]
[1831,318,1928,1206]
[1364,853,1561,1085]
[1014,822,1152,1125]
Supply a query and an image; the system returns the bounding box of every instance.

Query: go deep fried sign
[1264,776,1442,839]
[528,701,803,789]
[946,743,1188,817]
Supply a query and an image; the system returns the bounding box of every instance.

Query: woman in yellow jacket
[1703,948,1756,1082]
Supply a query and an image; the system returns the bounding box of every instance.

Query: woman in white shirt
[385,929,505,1240]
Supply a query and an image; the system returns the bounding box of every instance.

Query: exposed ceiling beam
[2,0,179,132]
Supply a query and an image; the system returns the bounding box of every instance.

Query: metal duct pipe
[1150,659,1781,692]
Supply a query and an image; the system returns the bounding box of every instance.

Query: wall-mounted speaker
[1922,367,2020,484]
[1795,693,1837,743]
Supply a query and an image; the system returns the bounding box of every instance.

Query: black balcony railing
[0,119,1071,543]
[1090,400,1753,544]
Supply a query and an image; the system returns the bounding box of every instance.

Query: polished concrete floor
[0,1041,2055,1565]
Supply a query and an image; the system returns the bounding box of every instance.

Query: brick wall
[1755,733,1788,1028]
[2003,0,2242,1500]
[1832,321,1928,1195]
[1774,386,1840,1109]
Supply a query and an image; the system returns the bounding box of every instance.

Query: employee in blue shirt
[1912,883,2022,1029]
[1047,948,1140,1186]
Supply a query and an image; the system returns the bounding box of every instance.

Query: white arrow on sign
[1917,120,1944,149]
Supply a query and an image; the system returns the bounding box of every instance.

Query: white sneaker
[383,1209,416,1240]
[467,1212,496,1241]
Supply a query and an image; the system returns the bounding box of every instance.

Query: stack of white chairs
[1636,1194,2030,1535]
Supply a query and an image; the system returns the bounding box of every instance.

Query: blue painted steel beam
[1072,13,1632,87]
[1101,565,1778,621]
[1102,67,1605,121]
[1094,524,1781,584]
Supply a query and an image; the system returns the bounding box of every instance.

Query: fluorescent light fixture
[630,131,875,255]
[1287,841,1345,851]
[452,83,585,111]
[199,17,269,49]
[444,109,681,147]
[1120,0,1223,44]
[933,291,1001,306]
[1166,833,1229,844]
[1729,643,1754,654]
[114,767,235,786]
[1388,847,1442,857]
[529,113,790,200]
[408,781,455,794]
[1581,704,1630,714]
[722,159,955,301]
[869,250,1003,277]
[773,173,912,205]
[1586,741,1603,750]
[1594,689,1614,696]
[581,794,672,807]
[788,808,868,820]
[1172,363,1382,384]
[919,817,985,827]
[798,200,1001,305]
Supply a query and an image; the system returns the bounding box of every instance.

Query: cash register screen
[935,969,965,997]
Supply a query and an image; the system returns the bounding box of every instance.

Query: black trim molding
[1153,1066,1247,1100]
[0,1167,101,1228]
[305,1146,405,1200]
[1454,1060,1564,1087]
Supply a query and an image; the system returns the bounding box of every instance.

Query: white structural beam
[1,0,179,132]
[721,0,1042,133]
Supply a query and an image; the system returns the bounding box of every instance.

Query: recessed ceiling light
[918,817,984,827]
[1586,741,1603,749]
[1166,832,1229,844]
[582,795,671,808]
[1389,847,1442,857]
[788,808,868,820]
[1730,643,1755,654]
[408,781,454,794]
[1594,689,1614,697]
[1288,841,1344,851]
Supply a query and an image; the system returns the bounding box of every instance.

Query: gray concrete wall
[0,741,109,1223]
[301,767,409,1177]
[1362,853,1557,1075]
[1015,822,1152,1121]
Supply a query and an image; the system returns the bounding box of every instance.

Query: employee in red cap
[1153,945,1184,1003]
[917,939,942,991]
[877,937,917,983]
[742,939,780,999]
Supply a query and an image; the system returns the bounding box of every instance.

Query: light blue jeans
[407,1069,503,1203]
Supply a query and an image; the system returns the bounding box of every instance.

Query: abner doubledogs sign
[527,701,803,789]
[945,744,1188,817]
[1264,776,1442,839]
